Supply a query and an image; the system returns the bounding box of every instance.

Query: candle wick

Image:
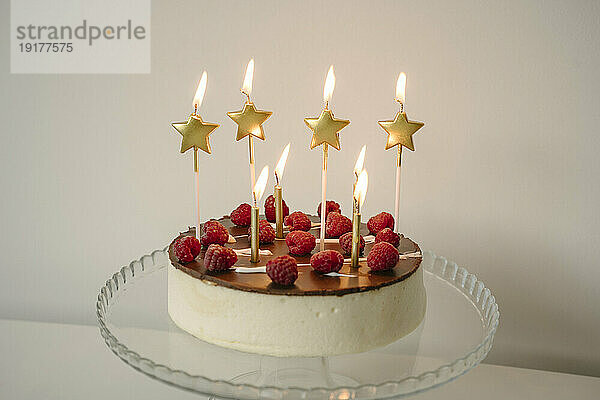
[242,90,251,104]
[324,100,329,110]
[396,100,404,113]
[274,172,280,186]
[193,104,198,116]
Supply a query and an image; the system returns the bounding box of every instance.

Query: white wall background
[1,0,599,377]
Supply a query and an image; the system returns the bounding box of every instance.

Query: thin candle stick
[394,145,402,234]
[274,184,284,238]
[250,204,259,263]
[320,144,328,251]
[351,212,361,267]
[248,136,256,201]
[194,148,201,240]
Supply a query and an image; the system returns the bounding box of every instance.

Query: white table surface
[1,319,598,400]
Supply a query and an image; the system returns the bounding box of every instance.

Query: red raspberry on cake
[200,220,229,247]
[338,232,365,256]
[230,203,252,226]
[247,219,276,244]
[266,255,298,286]
[173,235,201,263]
[325,212,352,238]
[367,212,395,235]
[285,230,316,256]
[284,211,312,232]
[310,250,344,274]
[375,227,400,247]
[367,242,399,272]
[204,244,237,272]
[264,195,290,223]
[317,200,341,218]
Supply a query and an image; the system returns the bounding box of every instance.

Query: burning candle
[304,65,350,251]
[378,72,424,234]
[353,145,366,213]
[251,166,269,262]
[171,71,219,239]
[228,59,273,203]
[274,143,290,239]
[351,170,369,267]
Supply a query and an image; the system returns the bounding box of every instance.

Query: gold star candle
[171,71,220,239]
[351,170,369,267]
[274,143,290,239]
[378,73,424,234]
[304,66,350,251]
[251,166,269,263]
[228,59,273,200]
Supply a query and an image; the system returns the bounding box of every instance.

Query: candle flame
[274,143,290,185]
[395,72,406,104]
[242,59,254,97]
[193,71,208,111]
[253,165,269,204]
[353,169,369,208]
[323,65,335,105]
[353,145,366,177]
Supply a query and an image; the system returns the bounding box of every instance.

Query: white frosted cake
[168,215,426,357]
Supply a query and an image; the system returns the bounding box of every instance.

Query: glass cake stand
[96,249,499,399]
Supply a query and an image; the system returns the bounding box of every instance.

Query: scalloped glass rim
[96,249,499,399]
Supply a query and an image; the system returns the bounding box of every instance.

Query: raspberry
[200,220,229,247]
[367,242,399,272]
[204,244,237,271]
[285,230,316,256]
[310,250,344,274]
[325,212,353,238]
[338,232,365,256]
[375,227,400,247]
[230,203,252,226]
[367,212,395,235]
[317,200,341,218]
[173,235,201,263]
[266,255,298,285]
[284,211,312,232]
[247,219,275,244]
[264,195,290,223]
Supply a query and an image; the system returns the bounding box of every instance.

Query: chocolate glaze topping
[168,216,422,296]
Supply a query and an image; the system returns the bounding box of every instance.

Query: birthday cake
[168,63,426,356]
[168,209,426,357]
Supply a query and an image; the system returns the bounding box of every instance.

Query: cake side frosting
[168,264,426,357]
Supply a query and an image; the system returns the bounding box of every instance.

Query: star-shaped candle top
[378,72,424,151]
[227,102,273,141]
[378,112,423,151]
[304,65,350,151]
[172,114,219,154]
[171,71,220,154]
[304,109,350,150]
[227,59,273,142]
